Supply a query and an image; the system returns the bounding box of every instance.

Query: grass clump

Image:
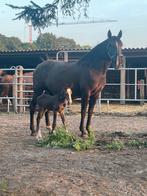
[0,179,8,192]
[37,127,75,148]
[36,127,95,151]
[106,141,124,150]
[73,131,95,151]
[127,140,147,148]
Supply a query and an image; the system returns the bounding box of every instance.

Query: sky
[0,0,147,48]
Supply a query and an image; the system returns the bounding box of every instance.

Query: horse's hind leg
[36,109,44,140]
[80,92,90,137]
[30,90,42,135]
[45,111,52,132]
[30,98,37,135]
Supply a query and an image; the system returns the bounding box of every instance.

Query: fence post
[145,69,147,98]
[120,68,126,104]
[64,51,68,62]
[134,69,137,100]
[17,66,24,113]
[97,92,102,113]
[140,79,144,105]
[12,70,17,113]
[120,57,126,104]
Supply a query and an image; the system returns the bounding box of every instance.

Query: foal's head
[58,87,72,105]
[106,30,124,69]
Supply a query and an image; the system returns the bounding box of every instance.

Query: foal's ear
[117,30,122,39]
[107,30,112,38]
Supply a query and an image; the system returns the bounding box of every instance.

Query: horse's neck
[78,40,111,72]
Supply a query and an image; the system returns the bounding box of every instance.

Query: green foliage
[0,32,82,51]
[21,42,38,50]
[37,127,95,151]
[106,141,124,151]
[0,179,8,192]
[37,127,76,148]
[36,33,78,49]
[6,0,90,30]
[0,33,38,51]
[36,129,147,152]
[36,33,57,49]
[127,140,147,148]
[73,131,95,151]
[56,37,77,49]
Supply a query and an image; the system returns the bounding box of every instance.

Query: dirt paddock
[0,111,147,196]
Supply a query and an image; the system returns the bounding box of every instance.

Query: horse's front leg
[80,92,90,137]
[52,111,57,131]
[45,111,52,132]
[60,111,67,131]
[86,92,99,135]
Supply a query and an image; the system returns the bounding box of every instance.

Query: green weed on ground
[0,179,8,192]
[36,127,95,151]
[36,128,147,151]
[106,141,125,150]
[127,140,147,148]
[104,139,147,151]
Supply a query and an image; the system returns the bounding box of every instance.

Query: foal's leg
[60,111,67,131]
[36,109,44,140]
[52,111,57,131]
[80,92,90,137]
[86,93,99,135]
[45,111,52,132]
[30,90,42,135]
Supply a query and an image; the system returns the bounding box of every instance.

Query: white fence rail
[0,66,147,113]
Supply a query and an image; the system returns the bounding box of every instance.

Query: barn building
[0,48,147,101]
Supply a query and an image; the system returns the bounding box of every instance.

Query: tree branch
[6,0,90,30]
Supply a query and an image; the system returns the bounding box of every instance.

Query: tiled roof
[0,47,147,53]
[0,48,90,54]
[0,48,147,58]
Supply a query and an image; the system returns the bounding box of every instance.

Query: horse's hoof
[31,131,36,136]
[36,135,43,141]
[46,125,52,132]
[81,132,88,139]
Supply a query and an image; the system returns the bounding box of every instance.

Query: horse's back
[33,60,76,92]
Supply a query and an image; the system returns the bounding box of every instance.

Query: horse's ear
[117,30,122,39]
[107,30,112,38]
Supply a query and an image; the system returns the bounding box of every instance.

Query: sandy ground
[0,110,147,196]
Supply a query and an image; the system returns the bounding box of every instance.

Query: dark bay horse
[30,30,123,137]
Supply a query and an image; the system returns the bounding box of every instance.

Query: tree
[21,42,38,50]
[5,37,22,50]
[6,0,90,31]
[0,34,38,51]
[36,33,57,49]
[0,34,22,51]
[35,33,80,49]
[56,37,77,49]
[0,34,7,50]
[0,32,87,51]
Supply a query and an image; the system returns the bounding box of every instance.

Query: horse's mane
[78,39,109,68]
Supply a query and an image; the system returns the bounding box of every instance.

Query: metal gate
[0,66,147,113]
